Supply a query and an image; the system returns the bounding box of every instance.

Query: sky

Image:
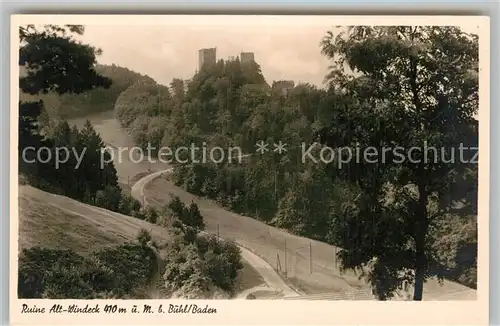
[74,16,482,88]
[78,23,333,87]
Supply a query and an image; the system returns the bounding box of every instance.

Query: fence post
[309,241,312,274]
[284,237,287,275]
[217,224,220,240]
[334,247,337,269]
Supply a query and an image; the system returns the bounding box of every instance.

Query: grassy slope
[18,184,264,296]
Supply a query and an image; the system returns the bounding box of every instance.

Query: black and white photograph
[12,14,488,315]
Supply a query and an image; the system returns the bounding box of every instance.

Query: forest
[114,26,479,300]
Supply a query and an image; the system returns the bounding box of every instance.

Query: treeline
[117,27,479,300]
[21,115,142,216]
[20,64,153,119]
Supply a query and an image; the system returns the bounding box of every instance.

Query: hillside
[19,64,154,119]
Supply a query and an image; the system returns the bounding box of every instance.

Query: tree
[145,207,159,224]
[19,24,111,177]
[186,201,205,231]
[319,26,478,300]
[19,25,111,95]
[18,25,129,216]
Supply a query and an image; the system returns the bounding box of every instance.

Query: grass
[19,191,127,255]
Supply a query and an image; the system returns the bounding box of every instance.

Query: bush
[119,194,142,215]
[162,233,243,298]
[165,196,205,231]
[18,247,112,299]
[158,194,243,298]
[92,243,158,297]
[137,228,152,246]
[145,206,159,224]
[196,235,243,292]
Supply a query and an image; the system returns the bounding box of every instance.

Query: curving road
[131,169,300,299]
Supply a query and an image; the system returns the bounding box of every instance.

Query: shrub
[145,206,159,224]
[119,194,142,215]
[92,243,158,297]
[195,235,243,293]
[18,247,111,299]
[137,228,152,246]
[165,196,205,231]
[162,233,243,298]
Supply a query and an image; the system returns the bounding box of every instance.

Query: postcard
[10,14,490,325]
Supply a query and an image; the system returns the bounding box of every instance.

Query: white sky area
[75,16,481,87]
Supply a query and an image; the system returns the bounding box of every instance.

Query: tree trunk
[413,242,425,301]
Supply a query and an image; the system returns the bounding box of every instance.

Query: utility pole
[274,169,277,200]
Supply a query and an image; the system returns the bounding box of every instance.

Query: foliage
[91,243,158,297]
[21,119,139,216]
[114,79,171,154]
[118,194,142,215]
[163,196,206,232]
[18,24,143,217]
[195,234,244,292]
[318,26,478,300]
[104,27,478,300]
[19,25,111,95]
[159,197,243,298]
[137,228,153,246]
[162,234,243,298]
